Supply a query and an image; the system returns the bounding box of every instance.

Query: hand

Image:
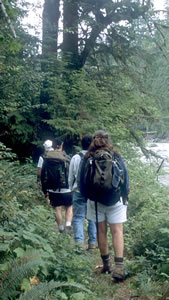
[122,197,128,205]
[37,181,41,188]
[45,192,50,205]
[46,197,50,205]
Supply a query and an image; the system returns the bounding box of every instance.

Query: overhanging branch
[79,1,150,68]
[129,128,163,160]
[0,0,16,38]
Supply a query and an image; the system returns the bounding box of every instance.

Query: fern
[18,280,92,300]
[0,252,46,300]
[0,142,17,161]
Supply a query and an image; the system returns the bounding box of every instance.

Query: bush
[0,155,94,300]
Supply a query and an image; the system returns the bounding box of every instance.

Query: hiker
[37,139,53,190]
[80,130,129,281]
[41,138,73,234]
[68,135,97,250]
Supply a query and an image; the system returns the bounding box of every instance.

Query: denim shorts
[87,198,127,224]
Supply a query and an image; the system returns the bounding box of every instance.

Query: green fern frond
[19,280,92,300]
[0,253,46,300]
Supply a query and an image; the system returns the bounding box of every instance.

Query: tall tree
[61,0,151,69]
[42,0,60,60]
[62,0,79,69]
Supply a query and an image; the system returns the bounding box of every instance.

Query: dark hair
[88,130,120,156]
[81,135,93,150]
[53,138,63,149]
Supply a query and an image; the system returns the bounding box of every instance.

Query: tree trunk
[42,0,60,61]
[62,0,79,69]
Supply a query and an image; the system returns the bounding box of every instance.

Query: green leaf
[0,262,9,271]
[0,243,10,252]
[14,247,25,258]
[20,278,31,291]
[70,292,85,300]
[60,292,68,300]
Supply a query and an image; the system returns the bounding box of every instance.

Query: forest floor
[86,248,159,300]
[53,211,163,300]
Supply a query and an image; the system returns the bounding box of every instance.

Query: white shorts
[87,198,127,224]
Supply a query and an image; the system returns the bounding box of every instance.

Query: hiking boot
[101,254,112,274]
[112,264,124,281]
[75,242,86,254]
[87,244,97,251]
[101,264,112,274]
[58,225,65,233]
[65,226,73,236]
[75,242,85,250]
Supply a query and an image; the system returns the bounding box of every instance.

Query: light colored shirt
[68,150,87,192]
[37,148,54,168]
[37,156,43,168]
[48,188,71,193]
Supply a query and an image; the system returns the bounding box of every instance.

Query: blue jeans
[73,191,96,245]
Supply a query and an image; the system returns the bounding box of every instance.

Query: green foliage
[1,134,169,299]
[0,153,95,300]
[41,63,157,148]
[124,152,169,296]
[0,0,169,157]
[0,250,46,300]
[1,0,169,298]
[0,142,17,160]
[0,1,43,155]
[18,281,92,300]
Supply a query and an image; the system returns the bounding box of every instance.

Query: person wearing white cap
[37,140,53,189]
[41,138,73,234]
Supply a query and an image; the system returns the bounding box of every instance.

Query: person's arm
[37,167,41,187]
[118,155,130,203]
[68,155,81,190]
[37,156,43,187]
[68,156,75,190]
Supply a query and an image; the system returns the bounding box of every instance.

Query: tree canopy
[0,0,169,158]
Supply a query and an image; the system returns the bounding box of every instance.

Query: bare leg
[110,223,124,280]
[65,205,73,223]
[98,221,112,273]
[98,221,108,255]
[55,206,63,226]
[110,223,124,257]
[63,205,73,235]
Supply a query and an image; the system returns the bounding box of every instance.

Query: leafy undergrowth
[83,244,169,300]
[0,144,169,299]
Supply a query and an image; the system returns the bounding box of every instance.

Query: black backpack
[41,150,70,194]
[80,149,124,205]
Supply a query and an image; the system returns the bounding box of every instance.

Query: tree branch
[129,128,163,160]
[0,0,16,38]
[78,1,149,68]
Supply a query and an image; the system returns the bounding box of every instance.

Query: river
[147,142,169,186]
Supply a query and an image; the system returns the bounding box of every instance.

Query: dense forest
[1,0,169,159]
[0,0,169,299]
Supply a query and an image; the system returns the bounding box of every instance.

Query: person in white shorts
[80,130,129,281]
[87,198,127,225]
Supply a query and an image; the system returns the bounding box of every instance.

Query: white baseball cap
[43,140,53,151]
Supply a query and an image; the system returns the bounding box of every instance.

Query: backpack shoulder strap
[76,152,85,187]
[78,152,84,158]
[112,152,120,161]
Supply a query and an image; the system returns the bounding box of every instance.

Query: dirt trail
[89,249,146,300]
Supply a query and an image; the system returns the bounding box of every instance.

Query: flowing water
[147,142,169,186]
